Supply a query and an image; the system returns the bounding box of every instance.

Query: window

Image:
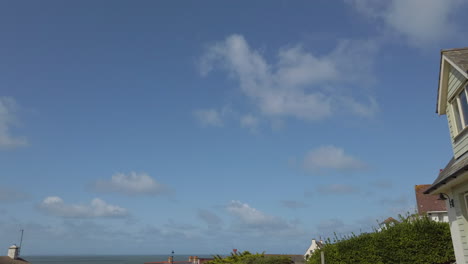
[452,86,468,133]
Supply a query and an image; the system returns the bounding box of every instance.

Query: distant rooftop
[415,184,447,213]
[0,256,30,264]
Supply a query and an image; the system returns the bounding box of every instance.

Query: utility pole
[321,251,325,264]
[18,230,24,256]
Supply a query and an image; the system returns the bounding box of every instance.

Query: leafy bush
[207,251,291,264]
[307,215,454,264]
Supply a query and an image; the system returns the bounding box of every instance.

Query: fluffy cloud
[346,0,465,46]
[226,200,290,230]
[93,172,168,196]
[39,196,128,218]
[199,35,378,122]
[0,97,27,149]
[303,145,367,172]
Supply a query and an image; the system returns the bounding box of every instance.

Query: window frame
[451,83,468,136]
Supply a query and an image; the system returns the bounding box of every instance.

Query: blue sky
[0,0,467,256]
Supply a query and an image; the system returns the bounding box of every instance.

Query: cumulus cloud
[226,200,290,230]
[0,97,27,149]
[303,145,367,172]
[199,35,378,122]
[39,196,128,218]
[346,0,465,46]
[316,184,359,194]
[93,172,169,196]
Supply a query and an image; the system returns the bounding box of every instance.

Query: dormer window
[452,85,468,134]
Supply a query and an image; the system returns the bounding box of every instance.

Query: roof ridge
[442,47,468,53]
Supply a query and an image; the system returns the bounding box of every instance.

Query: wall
[446,66,468,158]
[449,179,468,263]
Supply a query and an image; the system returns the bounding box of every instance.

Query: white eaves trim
[438,55,468,115]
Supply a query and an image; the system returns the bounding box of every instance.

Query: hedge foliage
[307,216,454,264]
[206,251,291,264]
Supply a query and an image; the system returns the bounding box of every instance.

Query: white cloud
[303,145,367,172]
[0,97,27,149]
[226,200,289,230]
[93,172,168,196]
[193,108,223,127]
[39,196,128,218]
[346,0,465,46]
[199,35,378,121]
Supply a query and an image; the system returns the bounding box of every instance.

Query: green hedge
[206,251,291,264]
[307,216,454,264]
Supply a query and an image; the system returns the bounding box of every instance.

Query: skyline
[1,0,467,255]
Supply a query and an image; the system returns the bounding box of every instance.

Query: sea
[24,255,214,264]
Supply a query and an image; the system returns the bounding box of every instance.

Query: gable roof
[436,47,468,114]
[424,152,468,194]
[379,217,398,226]
[443,48,468,73]
[0,257,30,264]
[415,184,447,213]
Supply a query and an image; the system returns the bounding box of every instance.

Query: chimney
[193,256,198,264]
[8,245,19,259]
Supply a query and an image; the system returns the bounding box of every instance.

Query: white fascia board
[438,56,468,115]
[438,57,449,115]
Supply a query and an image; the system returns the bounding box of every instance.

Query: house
[415,184,448,222]
[303,239,323,260]
[425,47,468,264]
[377,217,399,232]
[0,245,30,264]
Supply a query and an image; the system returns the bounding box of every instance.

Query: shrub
[307,215,454,264]
[206,251,291,264]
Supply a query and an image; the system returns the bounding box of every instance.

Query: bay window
[452,85,468,134]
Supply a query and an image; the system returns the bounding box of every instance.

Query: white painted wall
[304,239,322,259]
[428,211,449,223]
[448,182,468,264]
[7,245,18,259]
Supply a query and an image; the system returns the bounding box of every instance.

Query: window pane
[460,90,468,127]
[454,99,463,132]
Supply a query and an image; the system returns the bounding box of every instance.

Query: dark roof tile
[424,152,468,194]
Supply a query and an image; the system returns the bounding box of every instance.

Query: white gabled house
[426,47,468,264]
[304,239,323,260]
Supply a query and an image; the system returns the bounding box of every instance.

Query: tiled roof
[424,153,468,194]
[443,47,468,73]
[415,184,447,213]
[379,217,399,225]
[0,257,30,264]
